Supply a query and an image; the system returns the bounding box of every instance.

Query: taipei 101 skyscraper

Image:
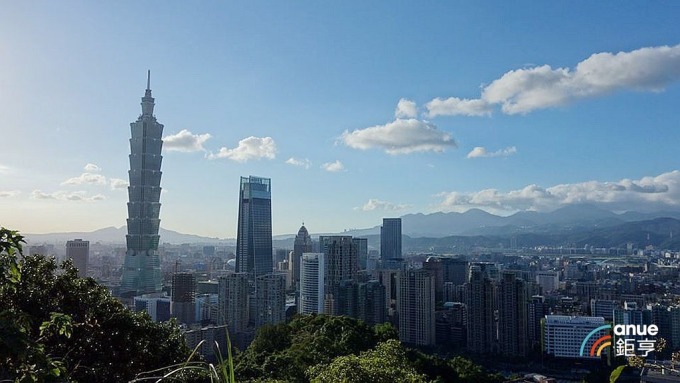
[121,71,163,296]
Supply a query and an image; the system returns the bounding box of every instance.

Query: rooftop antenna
[146,70,151,90]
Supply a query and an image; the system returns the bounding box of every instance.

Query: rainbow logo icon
[579,324,612,357]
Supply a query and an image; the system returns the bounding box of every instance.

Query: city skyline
[2,2,680,238]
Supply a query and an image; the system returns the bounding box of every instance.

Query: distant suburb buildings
[121,71,164,296]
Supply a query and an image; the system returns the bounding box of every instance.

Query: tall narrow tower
[291,224,312,288]
[236,176,273,277]
[380,218,402,260]
[121,71,164,296]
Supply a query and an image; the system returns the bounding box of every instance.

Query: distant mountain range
[341,204,680,238]
[395,217,680,252]
[23,204,680,250]
[24,226,234,246]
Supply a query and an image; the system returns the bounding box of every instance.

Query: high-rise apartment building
[236,176,273,277]
[291,224,312,289]
[497,271,529,357]
[397,269,435,346]
[423,256,467,302]
[443,257,468,286]
[352,237,368,270]
[172,273,197,324]
[121,71,163,295]
[66,239,89,278]
[299,252,325,314]
[380,218,402,260]
[357,280,386,326]
[218,273,249,333]
[528,295,549,351]
[319,236,358,315]
[466,262,498,354]
[254,273,286,327]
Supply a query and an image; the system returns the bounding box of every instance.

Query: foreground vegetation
[0,228,502,382]
[0,228,191,382]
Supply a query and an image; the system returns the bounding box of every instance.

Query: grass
[130,330,236,383]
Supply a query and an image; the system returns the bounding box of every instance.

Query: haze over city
[2,2,680,238]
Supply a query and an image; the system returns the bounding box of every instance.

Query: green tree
[308,339,426,383]
[0,227,191,382]
[236,314,384,382]
[447,356,503,383]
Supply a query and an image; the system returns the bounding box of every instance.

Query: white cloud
[467,146,517,158]
[61,173,107,186]
[110,178,129,190]
[0,164,11,174]
[0,190,20,198]
[436,170,680,214]
[395,98,418,118]
[356,198,411,211]
[163,129,212,152]
[425,97,492,117]
[31,190,105,202]
[285,157,311,169]
[341,118,456,155]
[31,190,55,200]
[427,44,680,116]
[84,163,101,172]
[209,136,277,162]
[321,160,345,172]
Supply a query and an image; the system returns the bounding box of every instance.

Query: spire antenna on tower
[146,70,151,90]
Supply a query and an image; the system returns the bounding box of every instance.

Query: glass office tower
[380,218,402,260]
[236,176,273,277]
[121,71,163,295]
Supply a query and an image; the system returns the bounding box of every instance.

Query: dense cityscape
[3,3,680,382]
[11,77,680,382]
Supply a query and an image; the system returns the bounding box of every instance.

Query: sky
[2,1,680,238]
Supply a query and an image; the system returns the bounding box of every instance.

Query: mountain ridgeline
[24,204,680,251]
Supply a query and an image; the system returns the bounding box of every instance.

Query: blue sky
[2,1,680,238]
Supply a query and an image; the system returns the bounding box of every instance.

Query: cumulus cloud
[467,146,517,158]
[209,136,277,162]
[341,118,456,155]
[395,98,418,118]
[84,163,101,172]
[61,173,107,186]
[110,178,129,190]
[31,190,105,202]
[356,198,411,211]
[426,97,492,117]
[321,160,345,172]
[0,190,20,198]
[285,157,311,169]
[163,129,212,152]
[427,44,680,116]
[436,170,680,214]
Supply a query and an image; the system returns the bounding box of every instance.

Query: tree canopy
[0,228,191,382]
